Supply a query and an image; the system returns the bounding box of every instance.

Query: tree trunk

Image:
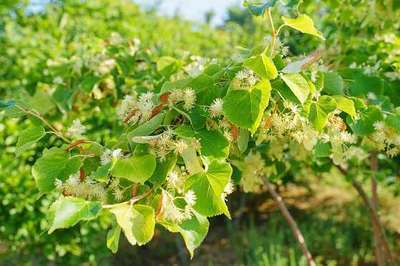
[264,179,316,266]
[351,180,395,266]
[338,162,395,266]
[369,154,386,266]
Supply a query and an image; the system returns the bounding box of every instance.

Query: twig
[65,139,89,151]
[369,153,385,266]
[263,178,316,266]
[16,104,70,143]
[102,189,153,209]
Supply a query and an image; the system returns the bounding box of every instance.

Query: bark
[264,179,316,266]
[369,154,386,266]
[352,179,395,266]
[337,164,395,265]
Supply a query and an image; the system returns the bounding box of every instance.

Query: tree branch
[264,178,316,266]
[338,166,395,265]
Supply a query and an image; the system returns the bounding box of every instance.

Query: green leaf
[48,197,101,233]
[314,142,331,158]
[386,113,400,134]
[109,204,155,246]
[111,154,156,183]
[16,126,46,155]
[94,163,112,182]
[244,53,278,80]
[197,129,229,159]
[80,74,101,93]
[308,96,337,131]
[161,211,209,258]
[281,51,322,74]
[53,86,74,111]
[186,160,232,218]
[189,74,222,105]
[280,73,310,104]
[157,56,180,77]
[0,100,16,109]
[351,97,367,110]
[349,106,383,136]
[174,125,196,138]
[223,80,271,133]
[238,128,249,153]
[181,146,204,174]
[106,222,121,254]
[148,153,177,187]
[318,95,337,112]
[348,74,383,97]
[333,96,356,117]
[243,0,278,16]
[128,112,165,138]
[188,106,208,130]
[323,72,344,95]
[29,91,55,115]
[32,148,81,193]
[282,14,325,40]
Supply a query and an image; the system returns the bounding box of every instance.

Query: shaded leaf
[197,129,229,158]
[243,0,278,16]
[161,211,209,258]
[280,73,310,104]
[16,126,46,155]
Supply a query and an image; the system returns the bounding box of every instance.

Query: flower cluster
[55,173,107,201]
[67,119,86,138]
[166,168,189,192]
[259,109,319,152]
[209,98,224,118]
[235,69,258,87]
[100,148,122,165]
[184,56,207,77]
[168,88,197,110]
[116,92,155,124]
[221,180,235,201]
[159,189,196,223]
[240,152,266,193]
[369,121,400,157]
[90,54,116,76]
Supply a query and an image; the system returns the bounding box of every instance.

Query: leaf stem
[266,8,276,57]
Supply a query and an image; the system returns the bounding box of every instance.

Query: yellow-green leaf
[282,14,325,40]
[109,204,155,246]
[48,197,102,233]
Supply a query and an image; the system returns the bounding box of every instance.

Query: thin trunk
[338,164,395,265]
[370,154,379,210]
[264,179,316,266]
[351,180,395,265]
[370,154,385,265]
